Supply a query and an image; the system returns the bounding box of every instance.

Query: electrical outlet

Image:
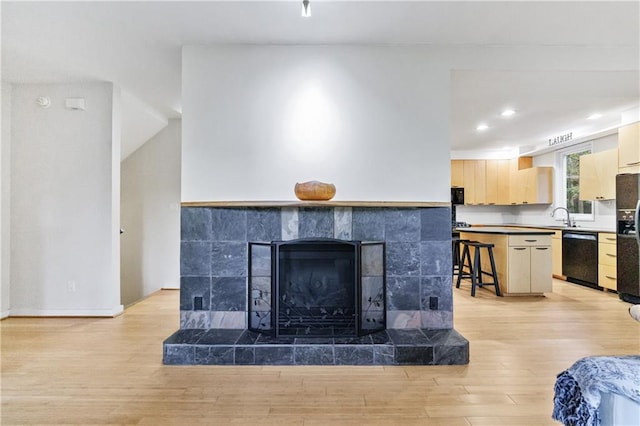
[194,296,203,310]
[67,281,76,293]
[429,296,438,310]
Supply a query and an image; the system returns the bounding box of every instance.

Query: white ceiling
[2,1,639,154]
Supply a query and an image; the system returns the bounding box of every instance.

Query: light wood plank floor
[2,279,639,425]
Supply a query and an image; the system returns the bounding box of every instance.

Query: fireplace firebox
[249,239,385,338]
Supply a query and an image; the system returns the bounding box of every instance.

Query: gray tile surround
[170,205,467,366]
[179,206,453,330]
[164,328,469,366]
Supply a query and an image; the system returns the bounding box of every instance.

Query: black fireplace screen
[248,239,385,337]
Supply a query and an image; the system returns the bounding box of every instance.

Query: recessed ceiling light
[587,113,603,120]
[501,109,516,117]
[476,124,489,131]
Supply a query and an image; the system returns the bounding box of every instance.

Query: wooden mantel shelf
[181,200,450,208]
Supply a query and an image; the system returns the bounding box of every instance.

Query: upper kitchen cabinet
[451,160,464,187]
[618,122,640,173]
[453,157,552,206]
[579,149,618,200]
[512,166,553,205]
[463,159,487,205]
[486,159,511,205]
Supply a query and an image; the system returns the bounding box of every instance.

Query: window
[559,144,593,220]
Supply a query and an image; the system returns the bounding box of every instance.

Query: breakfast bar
[456,227,555,296]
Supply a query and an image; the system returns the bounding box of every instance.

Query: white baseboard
[8,304,124,317]
[0,309,10,319]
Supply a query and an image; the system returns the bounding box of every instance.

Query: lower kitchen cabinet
[507,236,553,294]
[459,230,553,295]
[551,230,564,278]
[598,233,617,291]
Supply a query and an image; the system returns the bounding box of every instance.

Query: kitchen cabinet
[598,233,617,291]
[463,160,476,204]
[462,160,487,205]
[452,157,551,206]
[486,159,511,205]
[497,159,511,205]
[507,235,553,294]
[451,160,464,187]
[512,167,553,205]
[618,122,640,173]
[551,230,564,279]
[579,149,618,200]
[475,160,487,204]
[458,228,553,295]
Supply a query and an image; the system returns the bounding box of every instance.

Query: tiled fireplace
[163,203,469,365]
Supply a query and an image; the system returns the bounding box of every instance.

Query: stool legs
[471,246,480,297]
[487,246,502,296]
[455,243,473,288]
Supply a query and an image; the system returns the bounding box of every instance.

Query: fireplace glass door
[248,239,385,337]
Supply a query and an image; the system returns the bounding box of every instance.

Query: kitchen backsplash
[456,201,616,231]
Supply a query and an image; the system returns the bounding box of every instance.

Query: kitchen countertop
[470,223,616,233]
[455,227,555,235]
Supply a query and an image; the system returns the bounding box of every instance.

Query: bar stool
[452,237,471,276]
[454,240,475,284]
[456,241,502,297]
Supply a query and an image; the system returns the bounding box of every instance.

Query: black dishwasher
[562,230,598,287]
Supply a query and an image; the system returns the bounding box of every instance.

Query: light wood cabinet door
[579,153,598,200]
[552,233,563,278]
[579,149,618,200]
[618,122,640,173]
[474,160,487,205]
[598,232,617,290]
[522,167,553,204]
[497,159,511,205]
[463,160,476,204]
[531,246,553,293]
[451,160,464,187]
[485,160,498,205]
[598,241,617,266]
[509,165,525,205]
[599,264,617,291]
[507,247,531,293]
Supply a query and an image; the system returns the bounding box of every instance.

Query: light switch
[65,98,86,110]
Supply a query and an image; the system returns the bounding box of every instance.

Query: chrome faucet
[551,207,575,227]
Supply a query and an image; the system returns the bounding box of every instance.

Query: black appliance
[616,173,640,304]
[562,230,599,287]
[451,187,465,205]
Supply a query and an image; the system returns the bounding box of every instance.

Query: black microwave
[451,187,465,205]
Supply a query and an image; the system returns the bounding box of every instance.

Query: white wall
[1,82,11,318]
[10,82,122,316]
[182,45,451,202]
[121,119,181,307]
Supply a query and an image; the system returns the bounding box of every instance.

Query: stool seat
[455,240,502,297]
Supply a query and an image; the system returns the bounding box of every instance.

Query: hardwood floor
[2,279,639,425]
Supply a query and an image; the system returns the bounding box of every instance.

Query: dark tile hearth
[163,328,469,366]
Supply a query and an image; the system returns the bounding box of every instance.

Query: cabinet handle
[605,275,617,280]
[606,237,616,241]
[606,253,616,257]
[626,161,640,166]
[522,201,528,204]
[514,247,527,251]
[535,247,549,250]
[525,239,537,242]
